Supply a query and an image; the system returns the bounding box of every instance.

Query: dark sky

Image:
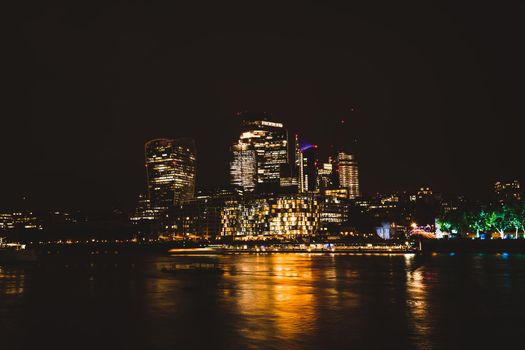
[3,0,524,211]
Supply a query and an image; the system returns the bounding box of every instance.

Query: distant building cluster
[494,180,521,203]
[131,112,364,240]
[0,212,43,231]
[126,112,525,241]
[2,110,523,242]
[228,112,360,197]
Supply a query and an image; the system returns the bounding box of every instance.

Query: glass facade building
[145,138,196,209]
[220,198,270,237]
[268,195,319,237]
[230,142,257,193]
[235,113,289,192]
[317,161,335,193]
[220,194,319,238]
[337,152,360,199]
[172,138,197,204]
[298,144,318,193]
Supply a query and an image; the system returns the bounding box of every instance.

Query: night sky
[3,0,524,211]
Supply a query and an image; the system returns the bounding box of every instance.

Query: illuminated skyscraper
[294,134,301,179]
[172,138,196,203]
[317,160,335,192]
[298,144,318,193]
[145,139,176,209]
[236,113,289,192]
[337,152,360,199]
[145,138,196,209]
[230,142,257,193]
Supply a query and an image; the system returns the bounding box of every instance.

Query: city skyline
[1,108,523,212]
[3,3,525,350]
[3,1,524,212]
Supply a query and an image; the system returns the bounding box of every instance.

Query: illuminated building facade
[337,152,360,199]
[221,198,270,237]
[0,213,14,230]
[10,212,43,230]
[319,196,348,226]
[172,138,197,203]
[494,180,521,203]
[237,113,289,192]
[145,138,196,209]
[415,187,437,207]
[294,134,302,184]
[298,144,318,193]
[317,161,334,193]
[129,193,161,237]
[268,195,319,236]
[279,176,299,193]
[324,188,349,199]
[130,194,161,223]
[417,187,433,200]
[220,194,319,238]
[164,197,223,239]
[145,139,177,209]
[230,142,257,193]
[48,211,80,224]
[220,199,241,237]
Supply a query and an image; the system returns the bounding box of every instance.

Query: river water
[1,252,524,349]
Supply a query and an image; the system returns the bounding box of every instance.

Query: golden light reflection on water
[404,254,431,347]
[224,254,320,347]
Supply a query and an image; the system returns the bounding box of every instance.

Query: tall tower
[145,139,176,210]
[230,142,257,193]
[298,143,318,193]
[294,134,301,180]
[145,138,196,209]
[337,152,360,199]
[236,113,289,192]
[172,138,196,203]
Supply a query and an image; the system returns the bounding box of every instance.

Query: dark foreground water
[1,252,525,350]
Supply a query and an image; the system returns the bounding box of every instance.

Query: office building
[145,138,196,209]
[317,160,335,193]
[220,194,319,238]
[172,138,196,203]
[236,113,289,192]
[230,142,257,193]
[298,143,318,193]
[337,152,360,199]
